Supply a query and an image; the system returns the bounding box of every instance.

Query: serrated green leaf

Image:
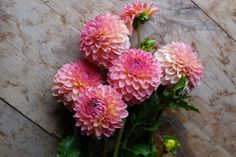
[179,94,191,99]
[169,102,177,111]
[125,144,157,157]
[164,77,186,98]
[172,76,186,95]
[176,99,200,113]
[141,38,155,52]
[57,135,81,157]
[144,118,166,131]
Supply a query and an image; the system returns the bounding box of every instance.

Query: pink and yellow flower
[74,85,128,138]
[52,60,103,111]
[120,1,159,33]
[154,42,204,89]
[108,49,162,105]
[80,14,130,68]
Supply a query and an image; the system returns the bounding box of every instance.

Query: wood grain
[192,0,236,40]
[0,100,58,157]
[0,0,236,156]
[0,0,80,137]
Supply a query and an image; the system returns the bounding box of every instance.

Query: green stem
[113,119,126,157]
[88,137,95,157]
[137,22,141,48]
[159,148,168,157]
[123,124,136,147]
[156,109,163,120]
[74,125,77,135]
[103,138,108,157]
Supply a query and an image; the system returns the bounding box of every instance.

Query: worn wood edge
[0,99,58,157]
[191,0,236,41]
[0,98,60,140]
[0,0,80,137]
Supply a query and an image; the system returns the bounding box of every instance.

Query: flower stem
[156,109,163,120]
[124,125,136,147]
[113,119,126,157]
[103,138,108,157]
[137,22,141,48]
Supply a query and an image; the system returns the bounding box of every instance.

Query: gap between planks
[40,0,236,42]
[0,97,60,141]
[40,0,83,33]
[190,0,236,42]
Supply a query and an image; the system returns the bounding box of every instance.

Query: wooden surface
[192,0,236,40]
[0,100,58,157]
[0,0,236,156]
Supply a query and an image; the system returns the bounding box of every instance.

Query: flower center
[88,97,106,117]
[130,59,142,69]
[128,59,145,75]
[134,60,141,66]
[82,71,90,79]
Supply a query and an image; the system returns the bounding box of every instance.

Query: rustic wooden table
[0,0,236,156]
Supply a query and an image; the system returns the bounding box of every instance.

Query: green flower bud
[140,38,155,52]
[164,139,177,152]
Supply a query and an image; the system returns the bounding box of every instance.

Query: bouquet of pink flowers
[52,1,204,157]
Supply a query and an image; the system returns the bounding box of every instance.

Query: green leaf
[163,76,186,98]
[57,135,81,157]
[133,13,150,28]
[125,144,157,157]
[173,76,186,95]
[176,99,200,113]
[139,14,149,21]
[135,92,160,122]
[144,118,166,131]
[179,94,191,100]
[141,38,155,52]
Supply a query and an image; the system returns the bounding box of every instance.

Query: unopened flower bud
[164,139,177,152]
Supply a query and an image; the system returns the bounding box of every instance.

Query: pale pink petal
[73,85,128,139]
[80,14,130,68]
[52,60,103,111]
[154,42,204,90]
[108,49,162,105]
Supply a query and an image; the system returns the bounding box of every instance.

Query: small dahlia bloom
[74,85,128,139]
[120,1,159,33]
[108,49,162,105]
[80,14,130,68]
[52,61,103,111]
[154,42,204,89]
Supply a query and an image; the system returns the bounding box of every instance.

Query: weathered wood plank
[1,0,236,156]
[153,1,236,155]
[192,0,236,40]
[0,0,80,137]
[158,112,233,157]
[39,0,236,156]
[0,100,58,157]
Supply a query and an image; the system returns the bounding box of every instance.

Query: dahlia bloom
[52,61,103,111]
[80,14,130,68]
[120,1,159,33]
[154,42,204,89]
[74,85,128,138]
[108,49,162,105]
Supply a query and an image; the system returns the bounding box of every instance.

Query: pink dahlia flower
[74,85,128,139]
[154,42,204,89]
[120,1,159,33]
[52,61,103,111]
[80,14,130,68]
[108,49,162,105]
